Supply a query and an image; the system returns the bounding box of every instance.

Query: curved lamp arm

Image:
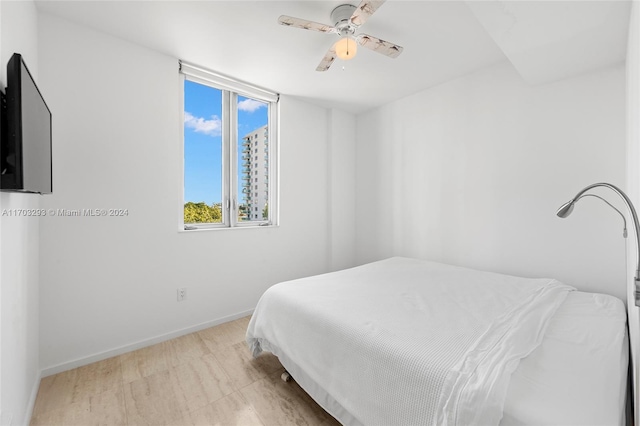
[572,194,628,238]
[556,182,640,306]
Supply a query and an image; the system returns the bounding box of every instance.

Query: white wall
[37,13,357,372]
[0,1,41,424]
[356,61,627,301]
[328,109,356,272]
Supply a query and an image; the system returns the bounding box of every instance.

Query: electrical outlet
[177,287,187,302]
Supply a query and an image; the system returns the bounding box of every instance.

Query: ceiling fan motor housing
[331,4,358,35]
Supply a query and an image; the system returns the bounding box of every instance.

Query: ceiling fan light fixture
[335,36,357,60]
[278,0,403,71]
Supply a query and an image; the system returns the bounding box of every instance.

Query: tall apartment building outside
[241,124,268,221]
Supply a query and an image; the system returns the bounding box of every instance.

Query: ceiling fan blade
[350,0,386,27]
[278,15,338,34]
[356,34,403,58]
[316,46,337,72]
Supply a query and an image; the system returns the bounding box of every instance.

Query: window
[181,61,278,229]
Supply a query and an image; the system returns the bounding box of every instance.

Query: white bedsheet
[501,291,628,425]
[247,257,574,425]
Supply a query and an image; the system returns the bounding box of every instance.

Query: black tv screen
[1,53,52,194]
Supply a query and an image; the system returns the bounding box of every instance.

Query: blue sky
[184,80,268,204]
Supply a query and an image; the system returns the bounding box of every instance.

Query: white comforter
[247,257,574,426]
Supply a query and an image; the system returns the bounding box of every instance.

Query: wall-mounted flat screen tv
[1,53,52,194]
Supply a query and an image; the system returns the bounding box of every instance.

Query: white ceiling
[35,0,631,114]
[467,1,631,85]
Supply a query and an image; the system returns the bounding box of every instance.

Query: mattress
[247,257,627,425]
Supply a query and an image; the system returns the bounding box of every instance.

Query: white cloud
[184,112,222,137]
[238,99,266,113]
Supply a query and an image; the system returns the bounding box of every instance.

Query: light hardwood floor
[31,316,340,426]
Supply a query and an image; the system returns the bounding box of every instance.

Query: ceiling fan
[278,0,404,72]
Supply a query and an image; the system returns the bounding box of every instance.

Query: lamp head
[556,200,575,218]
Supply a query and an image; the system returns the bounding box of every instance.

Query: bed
[246,257,629,425]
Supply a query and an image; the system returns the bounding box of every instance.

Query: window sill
[178,224,279,233]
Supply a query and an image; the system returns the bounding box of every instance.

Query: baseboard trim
[24,369,42,426]
[40,309,254,377]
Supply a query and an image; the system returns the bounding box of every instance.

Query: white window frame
[179,61,279,231]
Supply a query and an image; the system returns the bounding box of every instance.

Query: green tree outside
[184,202,222,223]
